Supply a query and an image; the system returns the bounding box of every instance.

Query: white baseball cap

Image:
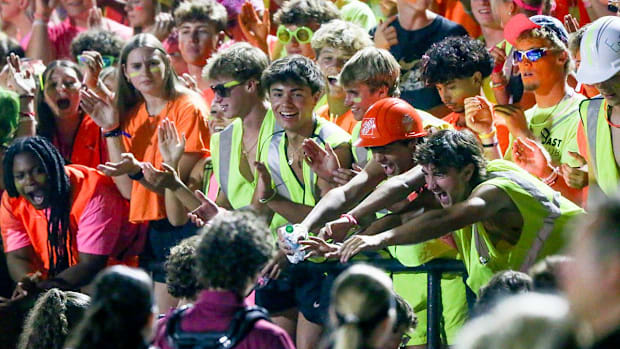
[576,16,620,84]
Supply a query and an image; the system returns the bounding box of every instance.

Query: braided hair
[3,136,72,276]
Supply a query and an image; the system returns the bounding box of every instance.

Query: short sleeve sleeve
[173,95,210,155]
[0,193,32,252]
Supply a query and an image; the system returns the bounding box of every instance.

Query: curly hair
[196,211,274,296]
[17,289,90,349]
[261,54,325,95]
[421,35,494,85]
[70,29,126,62]
[274,0,340,28]
[165,235,201,300]
[174,0,228,31]
[414,130,488,185]
[311,19,373,58]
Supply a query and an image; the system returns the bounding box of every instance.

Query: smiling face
[269,81,318,133]
[12,151,49,210]
[344,82,388,121]
[316,47,351,99]
[43,66,83,120]
[435,75,481,113]
[471,0,499,28]
[514,37,566,93]
[209,75,249,120]
[422,163,473,208]
[370,140,416,177]
[178,21,220,67]
[124,47,167,96]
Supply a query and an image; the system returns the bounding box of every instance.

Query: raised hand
[80,88,119,130]
[512,137,553,178]
[300,236,339,259]
[97,153,142,177]
[302,138,340,183]
[34,0,58,20]
[338,234,383,263]
[187,190,221,227]
[78,50,104,91]
[180,73,200,94]
[254,161,275,203]
[87,4,103,29]
[563,14,580,34]
[493,104,532,140]
[489,41,507,75]
[560,151,588,189]
[318,216,355,242]
[373,15,398,50]
[464,96,495,135]
[149,12,175,41]
[158,118,186,167]
[6,53,37,96]
[238,2,270,53]
[141,162,181,191]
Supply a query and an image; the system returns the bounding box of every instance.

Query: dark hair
[414,130,488,184]
[3,137,71,277]
[261,55,325,95]
[473,270,533,317]
[65,266,154,349]
[70,29,126,62]
[35,60,85,141]
[174,0,228,31]
[17,288,90,349]
[421,35,494,85]
[274,0,340,27]
[196,211,274,296]
[165,235,201,300]
[529,255,572,293]
[394,292,417,333]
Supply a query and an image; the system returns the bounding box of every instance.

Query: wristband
[491,80,507,89]
[542,167,558,186]
[478,128,496,140]
[340,213,359,225]
[258,189,277,204]
[128,169,144,180]
[103,127,131,138]
[482,141,499,148]
[20,111,35,118]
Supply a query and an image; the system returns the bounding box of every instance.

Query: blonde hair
[339,47,400,97]
[311,19,373,58]
[330,264,395,349]
[517,28,573,75]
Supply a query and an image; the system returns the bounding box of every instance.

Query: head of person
[422,36,494,114]
[203,42,269,119]
[472,270,533,317]
[382,293,417,349]
[414,130,488,207]
[196,211,274,297]
[174,0,227,68]
[504,14,571,93]
[339,47,400,121]
[311,19,372,100]
[59,0,94,20]
[3,137,72,275]
[472,0,502,30]
[36,60,85,139]
[490,0,551,28]
[355,98,426,177]
[396,0,433,14]
[576,16,620,107]
[561,195,620,330]
[273,0,341,59]
[17,288,90,349]
[65,266,157,349]
[529,255,573,293]
[261,55,324,132]
[116,33,182,118]
[125,0,171,30]
[165,235,201,302]
[0,0,30,24]
[208,98,233,132]
[567,24,589,72]
[217,0,264,41]
[70,29,126,69]
[330,264,397,349]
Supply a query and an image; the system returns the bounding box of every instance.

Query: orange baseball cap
[354,98,427,148]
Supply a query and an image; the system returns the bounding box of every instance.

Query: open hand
[493,104,532,139]
[303,138,340,183]
[512,137,553,178]
[238,2,270,53]
[97,153,142,177]
[5,53,37,96]
[464,96,495,135]
[560,151,588,189]
[158,118,186,167]
[374,15,398,50]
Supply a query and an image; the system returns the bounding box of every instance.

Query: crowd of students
[0,0,619,348]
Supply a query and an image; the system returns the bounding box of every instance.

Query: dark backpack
[165,305,271,349]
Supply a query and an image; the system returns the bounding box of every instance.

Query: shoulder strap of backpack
[220,306,271,349]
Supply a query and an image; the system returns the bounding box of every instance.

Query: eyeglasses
[211,80,243,97]
[77,55,117,68]
[277,25,313,44]
[513,48,549,63]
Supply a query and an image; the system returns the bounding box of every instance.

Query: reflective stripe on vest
[473,171,562,272]
[268,131,293,201]
[354,146,369,168]
[585,98,605,178]
[217,125,235,199]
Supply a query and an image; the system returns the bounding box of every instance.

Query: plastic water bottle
[284,224,307,264]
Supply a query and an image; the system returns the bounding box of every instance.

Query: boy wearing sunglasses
[498,14,587,206]
[311,19,373,134]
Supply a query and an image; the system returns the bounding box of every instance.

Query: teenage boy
[371,0,467,116]
[498,14,587,205]
[311,19,373,133]
[174,0,227,102]
[253,55,351,349]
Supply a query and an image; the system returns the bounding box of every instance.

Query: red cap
[504,14,541,46]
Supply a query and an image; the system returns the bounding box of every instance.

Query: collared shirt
[154,290,295,349]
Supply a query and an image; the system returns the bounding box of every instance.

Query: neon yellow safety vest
[210,110,278,209]
[351,121,372,168]
[580,97,620,196]
[258,116,351,234]
[453,160,584,294]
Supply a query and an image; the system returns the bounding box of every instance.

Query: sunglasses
[277,25,313,44]
[513,47,549,63]
[211,80,243,97]
[77,55,117,68]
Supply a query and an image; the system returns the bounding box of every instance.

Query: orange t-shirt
[435,0,481,38]
[443,111,510,156]
[122,93,210,223]
[317,105,357,134]
[53,115,107,168]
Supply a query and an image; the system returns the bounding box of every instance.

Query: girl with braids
[0,136,145,292]
[80,33,210,312]
[327,264,397,349]
[65,265,157,349]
